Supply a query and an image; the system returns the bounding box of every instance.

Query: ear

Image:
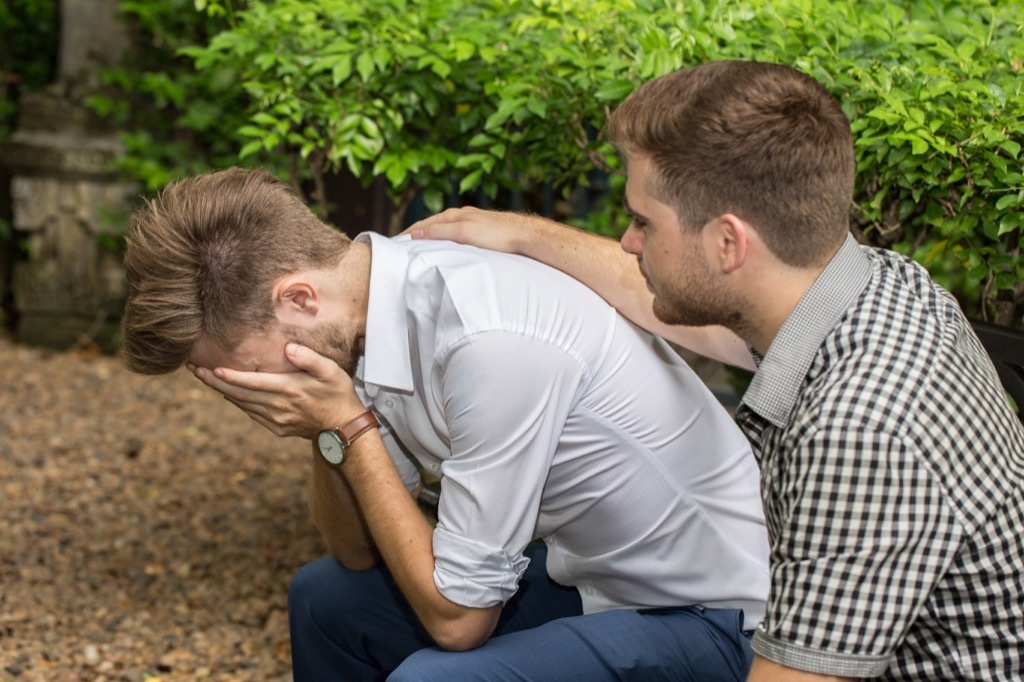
[707,214,749,274]
[273,274,320,323]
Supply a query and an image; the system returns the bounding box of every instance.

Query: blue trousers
[288,543,754,681]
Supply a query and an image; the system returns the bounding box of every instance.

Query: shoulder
[784,247,988,453]
[795,253,1020,513]
[860,245,960,317]
[807,282,963,434]
[374,238,619,364]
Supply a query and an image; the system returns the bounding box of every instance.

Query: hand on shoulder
[403,207,552,255]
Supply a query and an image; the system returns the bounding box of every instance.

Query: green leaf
[356,51,375,82]
[385,162,408,187]
[332,57,353,85]
[458,169,483,194]
[423,188,444,214]
[995,272,1016,291]
[239,140,263,158]
[454,40,475,61]
[921,239,948,265]
[956,41,978,63]
[526,95,547,118]
[998,212,1023,236]
[430,59,452,79]
[595,80,635,102]
[485,99,522,130]
[454,153,488,170]
[237,125,265,138]
[967,264,989,284]
[1000,140,1022,159]
[995,194,1019,211]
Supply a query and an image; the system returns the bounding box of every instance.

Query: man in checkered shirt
[411,60,1024,680]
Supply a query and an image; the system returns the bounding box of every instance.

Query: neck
[739,232,849,356]
[328,241,373,326]
[739,264,826,356]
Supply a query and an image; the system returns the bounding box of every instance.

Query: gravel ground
[0,335,324,681]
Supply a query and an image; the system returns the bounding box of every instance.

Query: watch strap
[337,410,380,446]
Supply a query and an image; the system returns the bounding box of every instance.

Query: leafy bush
[181,0,644,230]
[716,0,1024,325]
[0,0,58,142]
[154,0,1024,326]
[0,0,59,240]
[4,2,1021,324]
[87,0,267,193]
[2,1,1015,379]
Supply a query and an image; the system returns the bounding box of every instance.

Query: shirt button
[384,398,395,409]
[584,586,594,595]
[430,464,440,473]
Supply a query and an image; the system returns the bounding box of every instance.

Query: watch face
[317,430,344,465]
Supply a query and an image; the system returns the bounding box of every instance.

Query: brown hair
[606,60,854,267]
[120,167,350,374]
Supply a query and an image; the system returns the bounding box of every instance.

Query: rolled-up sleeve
[430,331,584,608]
[432,527,532,607]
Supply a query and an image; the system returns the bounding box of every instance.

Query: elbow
[430,622,490,652]
[333,553,378,572]
[423,605,499,652]
[326,542,379,572]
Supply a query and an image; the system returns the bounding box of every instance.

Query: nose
[620,224,642,255]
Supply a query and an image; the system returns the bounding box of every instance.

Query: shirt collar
[355,231,415,394]
[741,233,872,427]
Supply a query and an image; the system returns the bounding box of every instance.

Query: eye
[630,216,649,231]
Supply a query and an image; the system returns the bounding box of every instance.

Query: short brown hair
[120,167,350,374]
[606,60,854,267]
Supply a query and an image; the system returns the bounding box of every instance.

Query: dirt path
[1,337,323,681]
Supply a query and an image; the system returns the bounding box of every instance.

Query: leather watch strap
[337,410,380,446]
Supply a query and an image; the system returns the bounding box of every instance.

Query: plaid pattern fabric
[739,236,1024,680]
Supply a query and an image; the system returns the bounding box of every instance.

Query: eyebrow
[623,196,647,222]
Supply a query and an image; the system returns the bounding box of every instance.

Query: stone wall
[7,174,132,351]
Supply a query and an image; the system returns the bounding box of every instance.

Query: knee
[288,557,350,626]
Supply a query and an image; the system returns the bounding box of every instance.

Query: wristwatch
[317,410,380,465]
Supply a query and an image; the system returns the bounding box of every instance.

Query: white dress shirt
[353,232,769,628]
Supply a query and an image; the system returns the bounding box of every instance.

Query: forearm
[502,215,657,327]
[308,442,379,569]
[411,208,753,366]
[341,432,500,650]
[507,216,755,369]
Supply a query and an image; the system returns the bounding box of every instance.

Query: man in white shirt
[120,167,769,681]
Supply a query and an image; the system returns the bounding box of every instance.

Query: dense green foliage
[0,0,59,239]
[176,0,1023,325]
[0,0,58,142]
[5,1,1005,324]
[179,0,641,226]
[87,0,263,192]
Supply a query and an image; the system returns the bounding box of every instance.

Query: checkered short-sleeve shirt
[738,235,1024,680]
